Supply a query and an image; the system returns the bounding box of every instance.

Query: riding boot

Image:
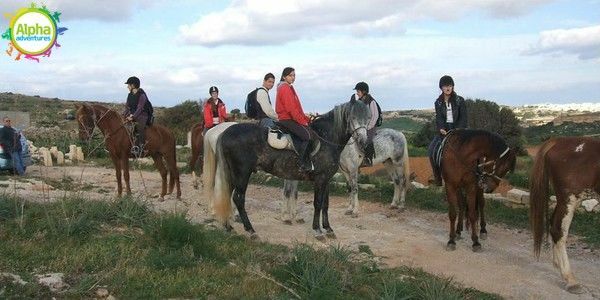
[361,143,375,167]
[297,141,314,172]
[428,155,443,186]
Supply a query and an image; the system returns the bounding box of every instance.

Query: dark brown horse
[440,129,516,252]
[76,104,181,199]
[530,137,599,294]
[189,122,204,189]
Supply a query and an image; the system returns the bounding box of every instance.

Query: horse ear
[350,94,356,103]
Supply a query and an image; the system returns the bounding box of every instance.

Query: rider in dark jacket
[428,75,468,185]
[123,76,151,156]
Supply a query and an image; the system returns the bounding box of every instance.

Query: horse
[440,129,516,252]
[530,137,599,294]
[280,128,410,222]
[190,117,237,189]
[75,104,181,199]
[208,99,370,239]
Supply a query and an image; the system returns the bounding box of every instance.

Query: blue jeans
[11,151,25,175]
[259,118,275,128]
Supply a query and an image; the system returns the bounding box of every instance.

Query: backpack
[245,87,266,119]
[140,90,153,125]
[374,101,383,127]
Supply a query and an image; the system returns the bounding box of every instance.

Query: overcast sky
[1,0,599,112]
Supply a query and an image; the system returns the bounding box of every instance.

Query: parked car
[0,126,32,174]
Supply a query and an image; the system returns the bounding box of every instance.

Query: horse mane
[453,129,508,156]
[310,102,349,140]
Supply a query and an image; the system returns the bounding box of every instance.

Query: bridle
[476,146,511,185]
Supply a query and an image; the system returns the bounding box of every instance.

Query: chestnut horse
[530,137,599,294]
[76,104,181,199]
[440,129,516,252]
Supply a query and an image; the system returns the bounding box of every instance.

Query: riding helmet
[439,75,454,89]
[353,82,369,93]
[209,86,219,94]
[125,76,140,88]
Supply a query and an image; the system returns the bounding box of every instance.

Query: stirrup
[131,145,141,156]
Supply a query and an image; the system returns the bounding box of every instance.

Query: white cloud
[178,0,552,46]
[0,0,159,22]
[525,25,600,60]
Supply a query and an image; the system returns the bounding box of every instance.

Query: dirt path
[5,165,600,300]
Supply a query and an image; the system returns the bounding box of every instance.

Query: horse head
[336,97,370,150]
[478,146,517,193]
[75,103,95,141]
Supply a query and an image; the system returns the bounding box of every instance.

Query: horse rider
[203,86,227,135]
[428,75,468,186]
[256,72,278,128]
[353,82,380,167]
[276,67,317,172]
[123,76,152,156]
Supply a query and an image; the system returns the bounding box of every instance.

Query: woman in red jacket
[276,67,315,172]
[203,86,227,134]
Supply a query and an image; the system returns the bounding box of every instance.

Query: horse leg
[387,161,406,211]
[165,151,181,199]
[290,180,303,223]
[281,180,293,224]
[551,193,584,294]
[344,168,360,217]
[151,154,168,200]
[190,144,199,189]
[121,156,131,196]
[321,184,336,238]
[312,184,325,240]
[456,190,464,240]
[466,185,481,252]
[478,188,487,240]
[446,184,459,250]
[111,155,122,198]
[231,175,257,238]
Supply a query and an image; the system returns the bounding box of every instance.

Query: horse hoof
[283,219,293,225]
[158,197,165,202]
[480,232,488,240]
[351,213,359,218]
[344,210,353,216]
[295,218,305,224]
[455,233,462,240]
[566,283,585,294]
[472,243,482,252]
[234,215,242,223]
[314,230,325,241]
[389,204,398,210]
[249,232,260,241]
[225,224,233,232]
[326,231,336,239]
[446,242,456,251]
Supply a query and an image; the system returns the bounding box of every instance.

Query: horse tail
[530,139,556,259]
[203,131,216,210]
[213,136,233,226]
[401,132,411,191]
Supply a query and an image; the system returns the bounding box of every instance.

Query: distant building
[0,111,30,130]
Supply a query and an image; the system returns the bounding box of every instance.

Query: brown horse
[440,129,516,252]
[189,122,204,189]
[76,104,181,199]
[530,137,599,294]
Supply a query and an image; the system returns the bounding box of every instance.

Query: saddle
[266,124,320,157]
[433,134,450,169]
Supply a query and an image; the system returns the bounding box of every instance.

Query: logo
[1,3,67,62]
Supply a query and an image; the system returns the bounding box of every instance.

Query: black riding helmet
[354,82,369,94]
[125,76,140,88]
[209,86,219,94]
[439,75,454,89]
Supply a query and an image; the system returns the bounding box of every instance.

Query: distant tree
[230,108,241,120]
[155,100,201,145]
[412,98,525,155]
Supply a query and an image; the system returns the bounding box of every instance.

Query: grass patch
[0,195,498,298]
